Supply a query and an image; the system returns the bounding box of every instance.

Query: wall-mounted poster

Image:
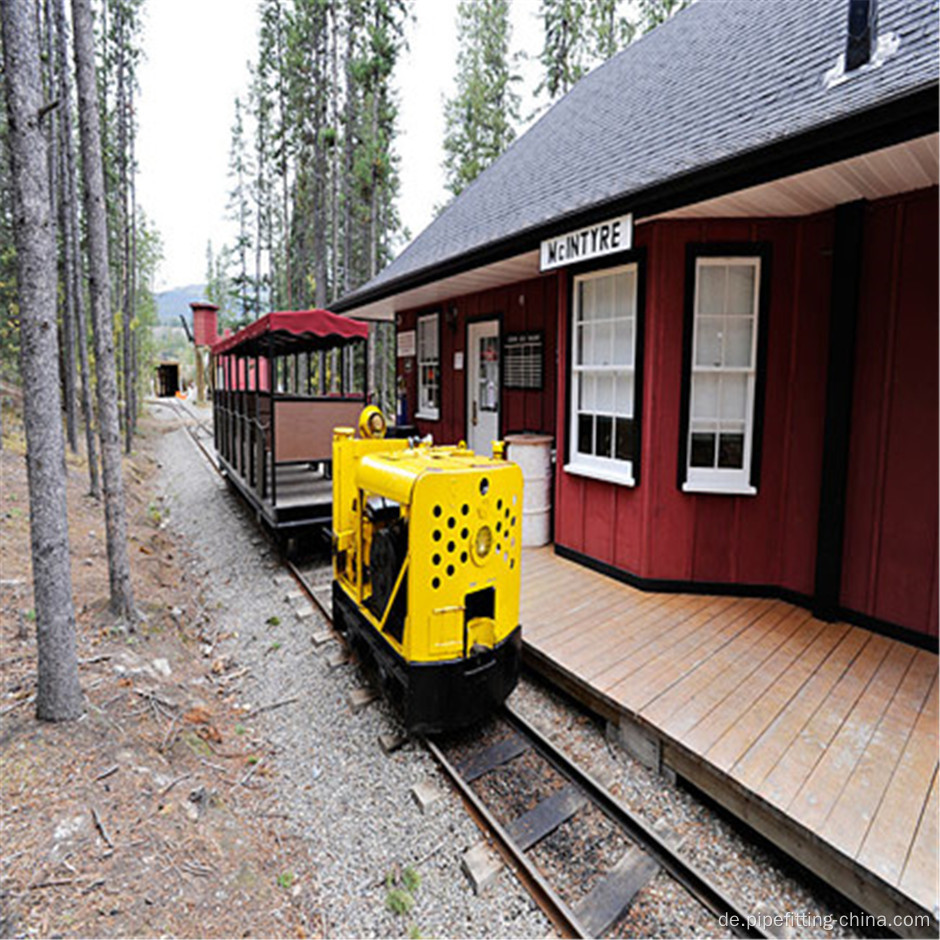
[503,331,543,390]
[397,330,416,358]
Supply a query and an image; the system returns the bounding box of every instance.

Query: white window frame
[683,256,761,496]
[416,312,440,421]
[565,262,639,486]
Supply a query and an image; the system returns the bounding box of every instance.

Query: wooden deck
[520,547,939,932]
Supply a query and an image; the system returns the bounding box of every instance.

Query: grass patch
[385,888,414,916]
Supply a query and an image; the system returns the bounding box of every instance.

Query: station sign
[539,213,633,271]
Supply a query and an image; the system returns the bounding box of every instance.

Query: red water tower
[190,301,219,402]
[191,301,219,347]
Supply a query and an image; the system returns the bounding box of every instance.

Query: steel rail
[501,704,768,940]
[424,734,590,939]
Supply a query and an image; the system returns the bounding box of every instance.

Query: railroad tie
[572,845,660,937]
[505,785,586,851]
[454,734,529,782]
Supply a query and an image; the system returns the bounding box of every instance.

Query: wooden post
[195,346,206,402]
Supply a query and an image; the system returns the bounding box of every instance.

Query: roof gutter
[333,83,938,315]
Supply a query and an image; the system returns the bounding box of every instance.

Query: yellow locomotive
[331,407,523,733]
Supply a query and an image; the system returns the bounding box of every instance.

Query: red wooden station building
[331,0,939,926]
[336,0,938,649]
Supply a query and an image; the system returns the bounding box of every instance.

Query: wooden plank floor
[520,547,939,927]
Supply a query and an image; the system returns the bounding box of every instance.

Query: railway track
[165,398,767,939]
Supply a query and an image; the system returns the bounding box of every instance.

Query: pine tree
[71,0,136,623]
[587,0,634,60]
[537,0,588,101]
[227,96,254,324]
[638,0,689,31]
[442,0,520,199]
[233,0,408,407]
[2,0,83,720]
[0,23,18,440]
[538,0,689,103]
[54,0,100,495]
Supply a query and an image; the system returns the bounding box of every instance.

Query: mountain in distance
[155,284,208,325]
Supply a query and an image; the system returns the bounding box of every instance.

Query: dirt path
[0,408,310,938]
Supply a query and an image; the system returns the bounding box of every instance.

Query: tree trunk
[329,2,339,303]
[56,0,99,497]
[128,84,137,437]
[274,0,291,310]
[313,27,327,310]
[71,0,136,622]
[2,0,83,721]
[44,0,80,454]
[116,2,132,454]
[342,10,356,294]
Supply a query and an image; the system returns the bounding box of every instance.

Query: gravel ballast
[155,418,548,939]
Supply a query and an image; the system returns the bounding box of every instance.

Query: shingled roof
[335,0,938,313]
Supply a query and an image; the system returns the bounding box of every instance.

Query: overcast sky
[136,0,545,292]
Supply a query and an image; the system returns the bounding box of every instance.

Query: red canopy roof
[211,309,369,356]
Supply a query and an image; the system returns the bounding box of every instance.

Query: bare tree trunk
[2,0,83,721]
[342,11,355,295]
[369,89,379,280]
[313,29,327,310]
[273,0,291,309]
[71,0,135,622]
[129,87,137,437]
[44,0,80,454]
[329,2,339,303]
[116,2,132,453]
[55,0,99,497]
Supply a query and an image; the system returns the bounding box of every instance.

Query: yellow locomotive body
[331,416,523,733]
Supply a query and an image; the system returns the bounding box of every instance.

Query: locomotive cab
[331,413,523,734]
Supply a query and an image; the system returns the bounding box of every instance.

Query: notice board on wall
[503,331,543,390]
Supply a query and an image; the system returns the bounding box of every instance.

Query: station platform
[519,547,938,934]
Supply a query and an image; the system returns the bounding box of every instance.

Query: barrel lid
[505,434,554,445]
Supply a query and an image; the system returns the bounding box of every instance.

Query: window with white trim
[566,263,639,485]
[416,313,440,420]
[684,256,761,495]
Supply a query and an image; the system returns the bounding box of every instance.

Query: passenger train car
[211,309,369,537]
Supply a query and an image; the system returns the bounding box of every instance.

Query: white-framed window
[565,262,639,486]
[683,256,761,496]
[416,312,440,420]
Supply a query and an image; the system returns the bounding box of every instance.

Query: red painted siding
[395,274,559,445]
[554,215,833,598]
[392,188,937,639]
[840,187,939,638]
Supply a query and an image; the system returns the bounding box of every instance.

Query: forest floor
[0,406,311,938]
